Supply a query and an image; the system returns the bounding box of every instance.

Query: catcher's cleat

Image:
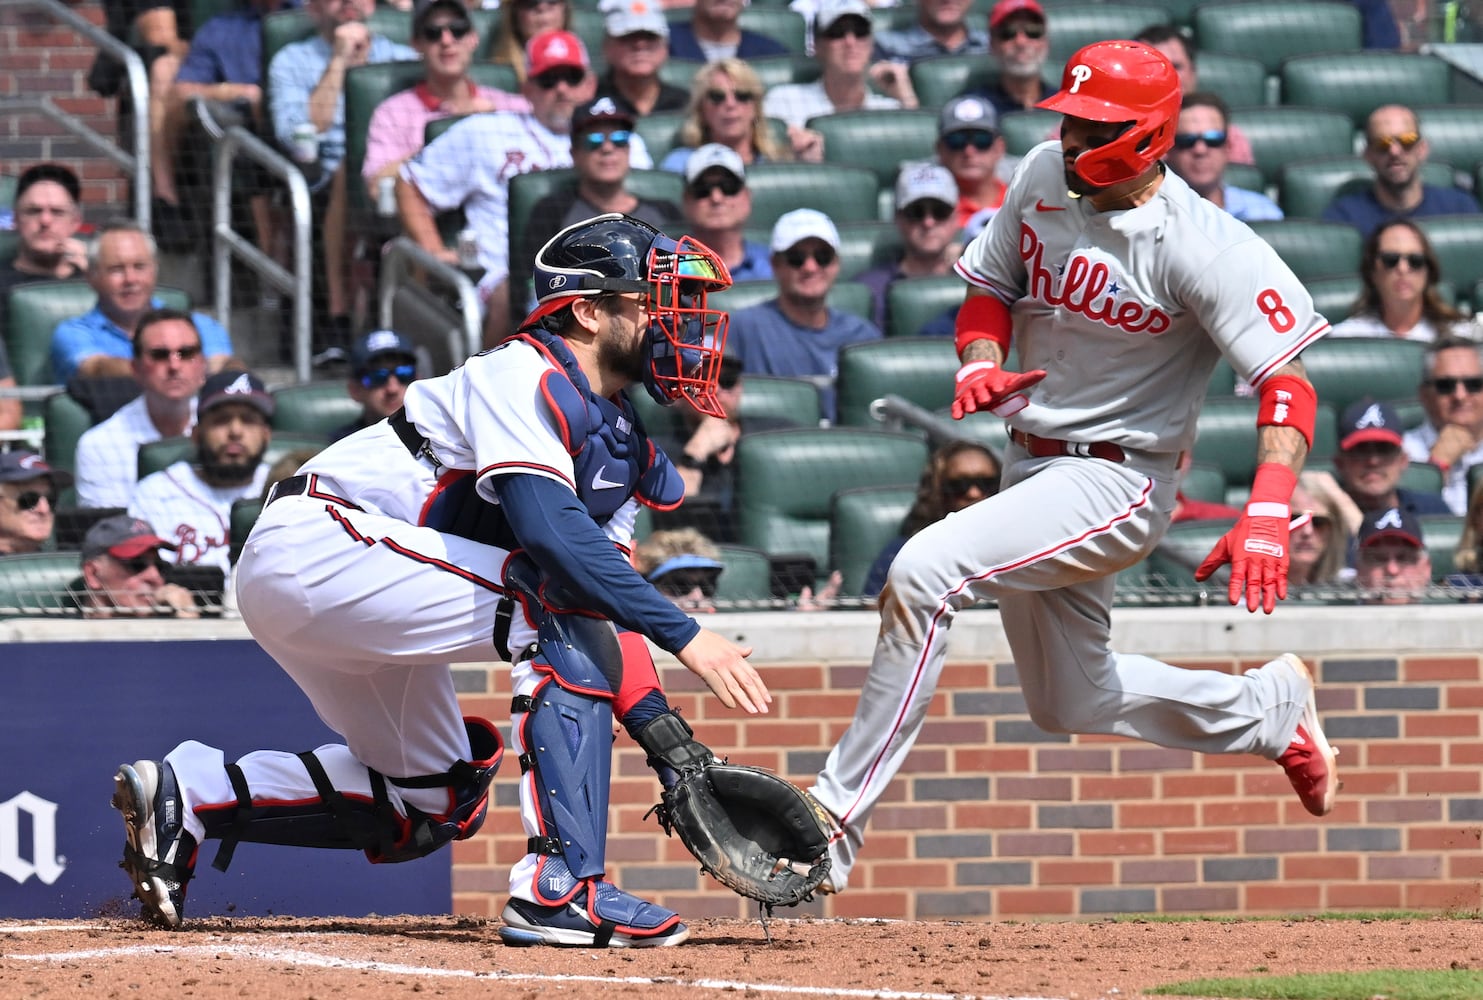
[1272,654,1339,817]
[112,760,198,929]
[498,880,689,948]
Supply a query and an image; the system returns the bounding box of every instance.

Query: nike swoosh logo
[591,467,625,490]
[1034,199,1065,212]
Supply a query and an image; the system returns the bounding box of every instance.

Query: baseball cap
[571,96,635,134]
[0,449,74,490]
[1339,398,1404,451]
[602,0,669,39]
[198,369,275,419]
[526,30,590,77]
[1357,506,1424,550]
[990,0,1046,30]
[896,162,959,210]
[684,143,747,184]
[816,0,871,32]
[770,208,841,253]
[645,553,725,584]
[350,329,417,376]
[411,0,468,32]
[939,95,999,137]
[82,514,177,561]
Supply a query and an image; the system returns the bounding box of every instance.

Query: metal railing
[0,0,150,231]
[379,237,483,365]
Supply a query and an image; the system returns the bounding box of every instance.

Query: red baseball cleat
[1273,654,1338,816]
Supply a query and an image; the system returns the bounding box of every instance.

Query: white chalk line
[0,923,109,934]
[5,942,1069,1000]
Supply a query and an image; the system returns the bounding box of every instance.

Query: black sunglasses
[943,476,999,499]
[5,489,56,512]
[419,18,471,42]
[821,18,871,41]
[516,0,562,8]
[114,552,165,576]
[360,363,417,388]
[903,200,955,223]
[942,130,995,152]
[781,246,837,268]
[1378,251,1428,271]
[1429,376,1483,395]
[579,129,632,151]
[994,22,1046,41]
[533,66,585,90]
[653,569,719,599]
[688,174,744,200]
[1173,130,1227,150]
[704,88,757,106]
[143,344,203,363]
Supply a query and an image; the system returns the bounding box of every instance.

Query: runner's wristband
[954,294,1013,357]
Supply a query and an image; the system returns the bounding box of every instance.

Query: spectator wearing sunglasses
[635,528,726,614]
[1330,219,1475,343]
[726,209,882,422]
[1402,339,1483,515]
[763,0,913,161]
[1332,398,1450,525]
[857,163,962,331]
[77,514,199,619]
[679,145,774,284]
[1288,473,1360,589]
[362,0,530,198]
[935,96,1008,234]
[595,0,689,118]
[873,0,988,65]
[331,330,421,443]
[959,0,1049,118]
[1164,93,1281,223]
[660,58,801,175]
[519,98,682,283]
[668,0,789,63]
[1322,104,1479,239]
[1132,26,1254,167]
[74,309,210,510]
[0,451,72,557]
[862,441,1001,599]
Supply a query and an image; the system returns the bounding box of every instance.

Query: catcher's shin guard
[513,676,615,899]
[204,718,504,871]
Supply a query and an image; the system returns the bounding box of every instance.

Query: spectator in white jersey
[1165,94,1282,223]
[331,329,420,442]
[128,369,273,573]
[75,308,209,510]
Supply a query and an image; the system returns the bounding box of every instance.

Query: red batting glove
[951,361,1047,420]
[1193,463,1299,614]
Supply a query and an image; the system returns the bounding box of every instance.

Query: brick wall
[1,0,130,208]
[447,610,1483,921]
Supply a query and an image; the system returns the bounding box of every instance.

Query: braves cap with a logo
[896,161,959,210]
[601,0,669,39]
[1339,398,1404,451]
[526,30,590,77]
[572,96,636,134]
[82,514,177,561]
[198,369,275,418]
[990,0,1046,30]
[0,449,74,489]
[770,208,841,253]
[351,329,417,376]
[1357,506,1424,549]
[685,143,747,184]
[939,96,999,138]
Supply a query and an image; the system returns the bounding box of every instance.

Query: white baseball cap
[770,208,840,253]
[816,0,872,33]
[602,0,669,39]
[895,161,959,210]
[684,143,747,184]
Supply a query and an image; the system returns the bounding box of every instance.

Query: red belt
[1010,429,1126,463]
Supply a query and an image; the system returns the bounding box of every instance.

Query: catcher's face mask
[641,235,732,419]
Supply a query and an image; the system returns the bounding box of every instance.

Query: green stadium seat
[0,552,82,617]
[1419,513,1464,580]
[568,6,606,72]
[835,338,960,427]
[828,282,875,324]
[886,274,964,339]
[747,54,821,90]
[1306,275,1363,324]
[1278,157,1456,219]
[1401,461,1445,495]
[909,54,1000,110]
[1246,219,1362,282]
[998,109,1061,157]
[1281,53,1452,127]
[714,544,774,603]
[5,282,191,386]
[738,375,823,427]
[271,381,363,438]
[344,60,426,214]
[138,432,330,479]
[743,162,881,231]
[1208,358,1237,397]
[633,111,690,162]
[830,484,916,597]
[870,4,923,34]
[1415,215,1483,302]
[1193,397,1262,492]
[1195,52,1269,109]
[42,391,93,477]
[808,109,940,189]
[1226,107,1355,188]
[835,221,901,281]
[1145,517,1237,588]
[1046,4,1170,64]
[1180,462,1229,505]
[1385,395,1427,430]
[1417,105,1483,177]
[736,6,807,53]
[262,9,315,73]
[229,497,264,566]
[735,427,928,573]
[712,279,778,315]
[1193,1,1362,75]
[1300,337,1427,421]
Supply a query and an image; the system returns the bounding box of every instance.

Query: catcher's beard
[597,313,649,387]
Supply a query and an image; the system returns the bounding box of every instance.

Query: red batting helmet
[1037,40,1181,188]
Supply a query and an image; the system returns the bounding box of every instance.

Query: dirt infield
[3,913,1477,999]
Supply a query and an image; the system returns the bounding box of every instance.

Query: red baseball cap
[526,30,590,78]
[990,0,1046,30]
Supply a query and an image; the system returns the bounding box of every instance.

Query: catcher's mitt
[637,712,835,908]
